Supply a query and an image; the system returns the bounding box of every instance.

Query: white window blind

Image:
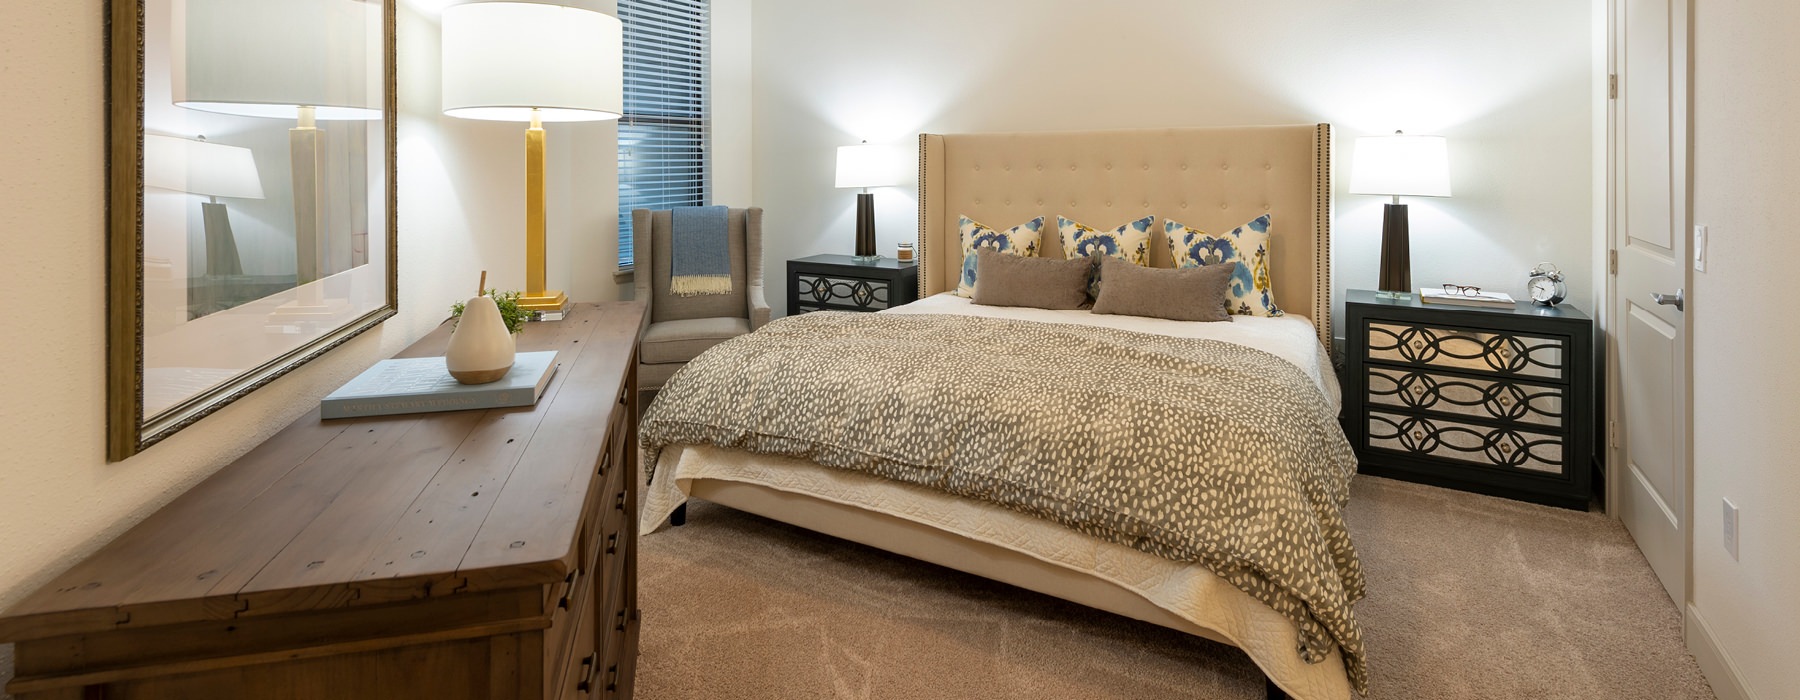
[617,0,710,269]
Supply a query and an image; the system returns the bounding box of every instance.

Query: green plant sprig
[450,288,530,335]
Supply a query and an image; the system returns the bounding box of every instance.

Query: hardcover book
[321,351,558,419]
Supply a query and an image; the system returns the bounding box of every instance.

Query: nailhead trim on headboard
[1315,123,1333,350]
[917,133,929,301]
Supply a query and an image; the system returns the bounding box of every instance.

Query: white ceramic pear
[445,295,515,384]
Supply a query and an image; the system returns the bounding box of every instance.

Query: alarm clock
[1527,262,1567,306]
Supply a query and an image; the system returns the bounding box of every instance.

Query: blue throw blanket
[669,205,732,296]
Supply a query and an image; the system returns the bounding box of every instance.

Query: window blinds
[617,0,710,269]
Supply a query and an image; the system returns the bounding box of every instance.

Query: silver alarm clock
[1527,262,1567,306]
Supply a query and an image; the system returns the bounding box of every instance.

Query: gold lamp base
[518,290,568,312]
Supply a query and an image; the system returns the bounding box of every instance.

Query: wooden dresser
[0,302,646,700]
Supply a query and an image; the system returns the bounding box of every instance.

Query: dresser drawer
[1365,366,1564,428]
[795,273,899,311]
[1366,410,1565,474]
[1366,321,1567,380]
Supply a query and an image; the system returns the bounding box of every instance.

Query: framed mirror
[107,0,398,460]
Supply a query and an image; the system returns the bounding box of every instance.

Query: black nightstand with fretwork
[1343,289,1596,509]
[787,254,918,314]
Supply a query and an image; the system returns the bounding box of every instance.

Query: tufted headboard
[917,124,1333,346]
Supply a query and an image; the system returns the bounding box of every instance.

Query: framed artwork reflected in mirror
[107,0,398,460]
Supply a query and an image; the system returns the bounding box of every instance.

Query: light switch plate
[1694,225,1708,272]
[1722,497,1739,560]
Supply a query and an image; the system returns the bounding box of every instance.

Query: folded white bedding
[883,293,1341,414]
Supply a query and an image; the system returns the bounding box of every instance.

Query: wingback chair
[633,207,769,393]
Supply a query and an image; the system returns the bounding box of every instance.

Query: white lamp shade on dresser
[171,0,382,120]
[144,134,266,200]
[440,2,624,122]
[835,143,902,189]
[1349,133,1452,198]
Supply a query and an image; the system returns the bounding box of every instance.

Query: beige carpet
[634,476,1717,699]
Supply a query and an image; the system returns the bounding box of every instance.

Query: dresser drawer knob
[1411,430,1424,441]
[1500,443,1515,454]
[1410,385,1424,395]
[1410,340,1424,350]
[1498,396,1513,406]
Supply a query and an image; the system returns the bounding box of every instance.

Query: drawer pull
[576,653,599,692]
[558,570,576,610]
[614,492,626,512]
[605,664,620,692]
[615,607,628,632]
[605,532,619,555]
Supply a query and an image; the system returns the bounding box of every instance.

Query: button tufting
[1036,199,1044,205]
[1141,164,1150,170]
[1069,165,1078,171]
[974,199,982,205]
[1264,163,1273,170]
[1036,164,1044,171]
[1221,164,1230,171]
[1105,164,1113,171]
[1180,201,1189,209]
[1105,201,1113,207]
[1003,199,1011,205]
[1003,165,1011,171]
[1180,163,1189,171]
[1219,203,1229,210]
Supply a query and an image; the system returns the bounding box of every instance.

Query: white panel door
[1614,0,1689,606]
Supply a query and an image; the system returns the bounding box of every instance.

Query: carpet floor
[633,476,1717,699]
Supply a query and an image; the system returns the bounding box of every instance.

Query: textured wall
[0,1,621,693]
[1689,0,1800,696]
[745,0,1597,333]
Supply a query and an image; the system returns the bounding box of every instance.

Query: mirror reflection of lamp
[144,134,265,277]
[170,0,381,317]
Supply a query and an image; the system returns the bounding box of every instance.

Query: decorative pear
[446,293,515,384]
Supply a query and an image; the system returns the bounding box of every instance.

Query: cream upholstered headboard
[917,124,1333,346]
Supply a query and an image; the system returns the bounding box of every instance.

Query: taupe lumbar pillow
[1091,254,1234,322]
[971,248,1094,310]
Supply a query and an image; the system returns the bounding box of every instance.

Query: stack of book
[529,299,573,322]
[1419,287,1517,308]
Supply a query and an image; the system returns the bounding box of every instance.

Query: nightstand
[787,254,919,314]
[1343,289,1595,509]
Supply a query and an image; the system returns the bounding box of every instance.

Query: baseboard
[1686,604,1757,700]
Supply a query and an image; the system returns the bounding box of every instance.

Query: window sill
[613,268,635,285]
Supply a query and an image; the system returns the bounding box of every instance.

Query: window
[617,0,710,270]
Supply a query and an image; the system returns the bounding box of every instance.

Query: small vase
[445,295,515,384]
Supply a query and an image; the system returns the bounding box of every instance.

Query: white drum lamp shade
[835,144,901,189]
[1349,133,1452,198]
[144,134,265,200]
[171,0,382,120]
[441,2,624,122]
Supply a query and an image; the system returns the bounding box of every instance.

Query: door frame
[1603,0,1694,612]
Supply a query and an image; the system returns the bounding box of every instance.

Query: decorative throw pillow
[1058,215,1153,297]
[970,248,1094,310]
[1165,213,1282,316]
[957,215,1044,298]
[1091,255,1235,322]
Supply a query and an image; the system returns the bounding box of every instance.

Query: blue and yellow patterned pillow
[1058,215,1152,297]
[1165,214,1282,317]
[957,215,1044,298]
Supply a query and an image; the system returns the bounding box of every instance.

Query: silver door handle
[1652,288,1685,311]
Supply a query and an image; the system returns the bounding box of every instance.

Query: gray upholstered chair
[633,207,769,392]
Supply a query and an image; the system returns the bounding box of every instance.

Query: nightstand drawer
[1367,410,1565,474]
[1366,366,1564,428]
[1366,321,1567,381]
[796,273,899,311]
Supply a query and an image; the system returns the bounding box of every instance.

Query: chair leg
[671,503,687,527]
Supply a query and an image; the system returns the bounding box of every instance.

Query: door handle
[1651,288,1685,311]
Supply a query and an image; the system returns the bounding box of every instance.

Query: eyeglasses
[1442,284,1483,297]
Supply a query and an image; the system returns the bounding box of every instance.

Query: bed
[639,125,1360,700]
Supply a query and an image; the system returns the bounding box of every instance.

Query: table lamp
[1349,131,1451,299]
[145,134,265,277]
[172,0,382,288]
[836,142,900,263]
[442,2,624,312]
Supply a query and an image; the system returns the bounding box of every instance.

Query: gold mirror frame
[106,0,399,461]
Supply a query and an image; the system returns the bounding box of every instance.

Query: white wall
[746,0,1596,331]
[1687,0,1800,696]
[0,1,622,693]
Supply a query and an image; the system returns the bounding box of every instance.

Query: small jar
[896,242,914,262]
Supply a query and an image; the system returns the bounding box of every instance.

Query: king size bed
[638,124,1363,700]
